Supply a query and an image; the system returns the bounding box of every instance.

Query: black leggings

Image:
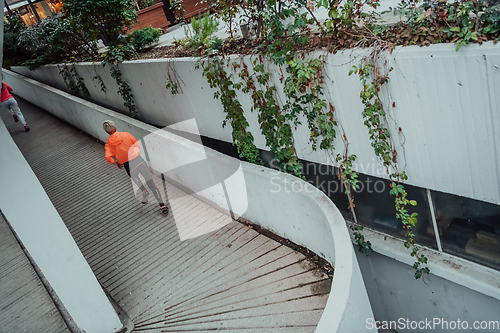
[124,155,164,205]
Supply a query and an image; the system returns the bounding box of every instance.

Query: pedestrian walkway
[1,96,332,332]
[0,213,70,333]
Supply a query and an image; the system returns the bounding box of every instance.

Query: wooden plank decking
[1,97,332,332]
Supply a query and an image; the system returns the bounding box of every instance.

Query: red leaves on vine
[349,196,355,208]
[392,148,398,163]
[329,103,336,122]
[388,43,395,54]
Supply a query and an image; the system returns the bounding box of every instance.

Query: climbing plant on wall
[236,58,301,176]
[349,55,429,278]
[58,64,91,100]
[101,44,138,117]
[202,57,262,164]
[193,0,435,277]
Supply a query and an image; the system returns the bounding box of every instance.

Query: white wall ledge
[348,221,500,301]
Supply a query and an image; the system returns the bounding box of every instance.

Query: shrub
[3,15,30,68]
[16,13,97,70]
[102,42,136,66]
[184,12,222,55]
[63,0,137,45]
[481,0,500,36]
[130,25,162,52]
[138,0,154,9]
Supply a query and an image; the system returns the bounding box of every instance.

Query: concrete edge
[347,221,500,301]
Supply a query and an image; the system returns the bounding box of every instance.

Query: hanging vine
[333,124,369,254]
[349,57,429,279]
[189,0,445,278]
[92,75,106,93]
[201,57,262,164]
[165,61,185,95]
[109,66,137,117]
[58,64,90,100]
[234,57,302,176]
[283,56,334,151]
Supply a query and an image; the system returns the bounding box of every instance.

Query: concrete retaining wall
[3,68,377,332]
[11,42,500,205]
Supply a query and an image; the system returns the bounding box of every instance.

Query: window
[352,175,437,249]
[432,191,500,270]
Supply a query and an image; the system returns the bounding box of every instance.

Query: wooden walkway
[1,97,332,332]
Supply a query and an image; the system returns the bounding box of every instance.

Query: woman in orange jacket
[103,120,169,214]
[1,82,30,131]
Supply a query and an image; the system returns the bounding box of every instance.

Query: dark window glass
[301,163,351,219]
[352,174,437,249]
[432,191,500,270]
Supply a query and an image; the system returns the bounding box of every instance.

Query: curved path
[2,97,332,332]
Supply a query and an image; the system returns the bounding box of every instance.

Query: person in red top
[103,120,169,214]
[1,82,30,131]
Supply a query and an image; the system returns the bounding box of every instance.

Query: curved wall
[3,68,376,333]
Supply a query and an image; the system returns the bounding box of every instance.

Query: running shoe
[24,126,30,132]
[13,115,18,122]
[160,205,169,215]
[141,191,150,204]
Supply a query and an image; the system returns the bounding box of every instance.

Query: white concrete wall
[3,68,377,333]
[347,223,500,332]
[0,105,122,332]
[356,250,500,332]
[11,42,500,206]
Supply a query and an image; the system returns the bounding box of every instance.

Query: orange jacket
[104,131,141,164]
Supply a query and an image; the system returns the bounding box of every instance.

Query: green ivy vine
[201,57,262,164]
[283,56,333,152]
[190,0,441,278]
[58,64,90,100]
[349,60,429,279]
[109,66,137,117]
[92,75,106,93]
[236,58,302,177]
